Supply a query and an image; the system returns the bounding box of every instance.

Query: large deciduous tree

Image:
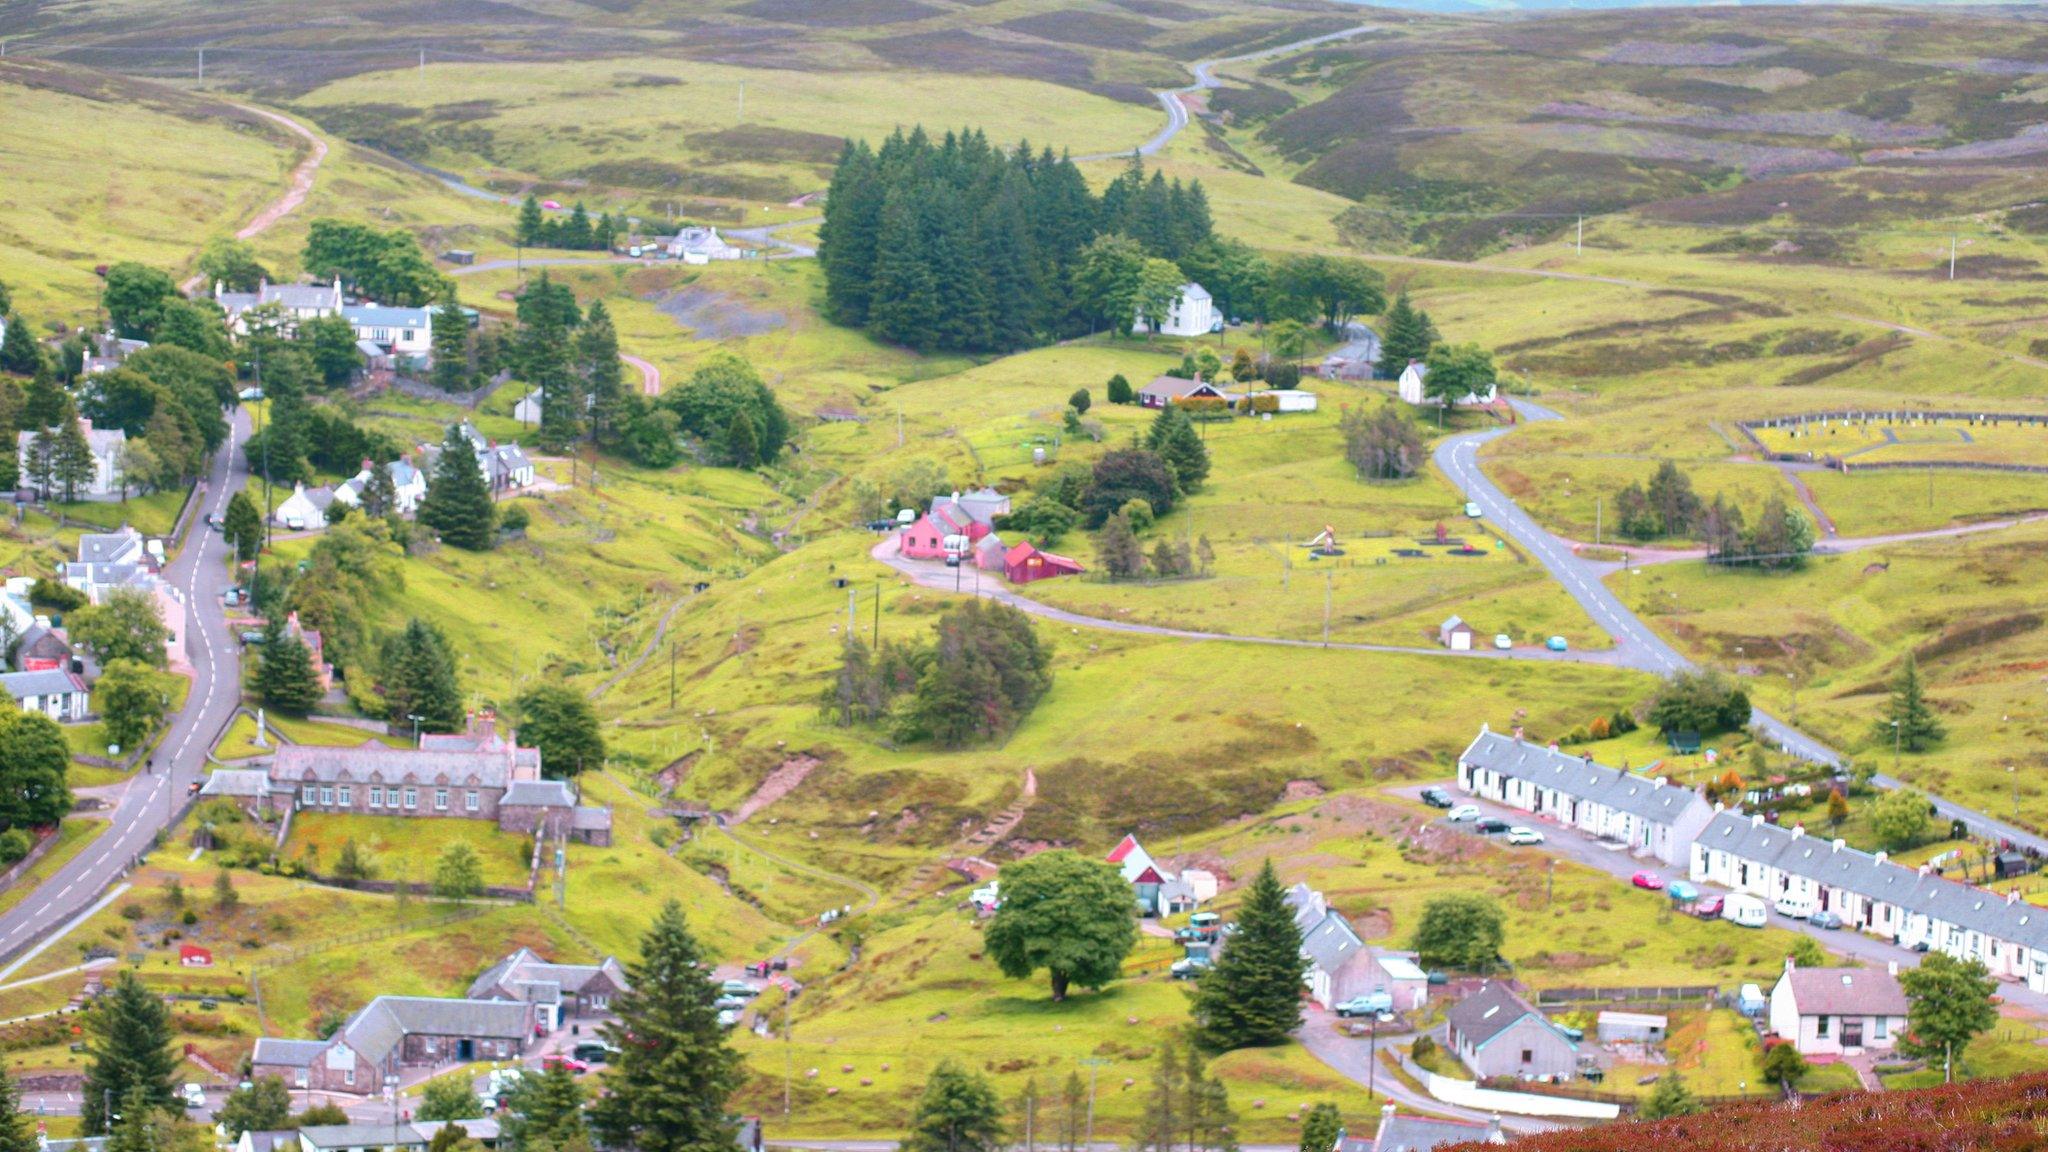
[983,849,1137,1001]
[1901,952,1999,1082]
[513,683,604,778]
[1411,893,1505,971]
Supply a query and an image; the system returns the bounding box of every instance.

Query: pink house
[898,514,955,560]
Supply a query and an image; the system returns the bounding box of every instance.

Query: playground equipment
[1300,525,1344,558]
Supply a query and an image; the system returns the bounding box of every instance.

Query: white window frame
[403,787,418,810]
[319,786,334,806]
[435,789,449,811]
[337,786,351,807]
[369,786,382,808]
[466,791,479,812]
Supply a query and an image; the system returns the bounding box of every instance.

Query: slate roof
[1781,966,1909,1017]
[502,779,578,808]
[1459,728,1708,825]
[298,1126,426,1151]
[1301,910,1364,976]
[77,530,144,565]
[251,1038,328,1068]
[16,624,71,663]
[243,1130,298,1152]
[341,996,532,1066]
[200,769,273,798]
[342,304,432,329]
[1446,983,1569,1051]
[0,668,87,699]
[1137,375,1222,401]
[271,741,537,789]
[1378,1113,1502,1152]
[468,947,630,1000]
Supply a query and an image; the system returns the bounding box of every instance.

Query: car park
[1447,804,1481,822]
[1505,826,1544,845]
[1630,871,1664,890]
[1419,787,1454,808]
[1809,910,1844,930]
[1334,992,1394,1017]
[1476,817,1511,835]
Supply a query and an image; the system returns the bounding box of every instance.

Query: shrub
[0,828,30,865]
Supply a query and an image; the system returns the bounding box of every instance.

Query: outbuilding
[178,944,214,968]
[1004,542,1083,585]
[1595,1011,1666,1043]
[1439,616,1475,651]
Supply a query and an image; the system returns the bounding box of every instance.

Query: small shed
[1373,952,1431,1011]
[1595,1011,1666,1043]
[1267,390,1319,413]
[1737,983,1767,1017]
[178,944,214,968]
[1439,615,1474,651]
[1005,542,1083,585]
[1667,730,1702,754]
[440,250,476,266]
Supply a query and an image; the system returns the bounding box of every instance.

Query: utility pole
[1079,1058,1109,1152]
[1595,496,1602,546]
[419,47,426,77]
[1321,571,1332,648]
[1575,214,1583,256]
[738,79,745,123]
[872,576,881,648]
[1950,235,1958,281]
[846,586,856,637]
[197,48,204,85]
[782,1007,793,1117]
[1367,1017,1379,1100]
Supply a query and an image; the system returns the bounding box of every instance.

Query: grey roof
[1446,983,1571,1051]
[251,1037,328,1068]
[243,1131,298,1152]
[272,740,538,789]
[571,806,614,831]
[77,530,144,565]
[17,624,71,660]
[503,779,577,808]
[1301,909,1364,975]
[299,1125,426,1151]
[1780,966,1908,1017]
[0,668,86,699]
[201,769,272,798]
[1283,882,1329,934]
[342,304,431,329]
[262,282,343,311]
[1378,1114,1502,1152]
[340,996,532,1066]
[1459,728,1709,825]
[470,948,630,1000]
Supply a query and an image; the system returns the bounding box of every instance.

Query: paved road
[1296,1006,1558,1133]
[0,411,250,971]
[1076,25,1377,162]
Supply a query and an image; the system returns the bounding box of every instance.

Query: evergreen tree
[53,412,95,502]
[1095,512,1144,579]
[520,276,582,449]
[724,410,760,469]
[224,490,264,561]
[80,972,179,1132]
[380,619,463,733]
[1193,859,1306,1049]
[1145,404,1210,493]
[361,463,399,520]
[1105,374,1133,405]
[503,1062,587,1152]
[561,203,594,251]
[1637,1070,1701,1120]
[432,286,473,394]
[1878,653,1944,752]
[576,301,626,446]
[1297,1103,1341,1152]
[517,196,545,247]
[259,633,322,716]
[213,868,238,910]
[417,426,497,550]
[0,1059,39,1152]
[22,366,66,429]
[104,1085,165,1152]
[0,315,41,376]
[904,1063,1005,1152]
[1377,293,1435,378]
[591,901,744,1152]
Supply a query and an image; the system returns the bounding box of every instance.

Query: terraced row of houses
[1455,726,1714,867]
[1691,811,2048,994]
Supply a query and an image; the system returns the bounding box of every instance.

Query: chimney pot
[1785,955,1795,972]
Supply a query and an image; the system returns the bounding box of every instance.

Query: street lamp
[1892,719,1902,771]
[409,713,425,746]
[2010,765,2019,819]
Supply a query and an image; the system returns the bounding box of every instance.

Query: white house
[273,483,336,530]
[17,419,129,499]
[514,389,545,426]
[215,279,345,335]
[424,422,535,495]
[666,226,745,264]
[342,304,433,363]
[332,458,428,516]
[1768,958,1907,1055]
[1691,809,2048,994]
[1456,726,1715,867]
[1398,360,1497,408]
[0,668,91,723]
[1133,282,1216,338]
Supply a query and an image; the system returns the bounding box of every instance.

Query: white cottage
[1456,726,1715,867]
[1133,282,1216,338]
[1769,959,1908,1055]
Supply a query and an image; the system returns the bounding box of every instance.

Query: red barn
[178,944,213,968]
[1004,542,1083,585]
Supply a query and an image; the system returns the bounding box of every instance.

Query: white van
[1721,893,1767,928]
[1774,894,1817,920]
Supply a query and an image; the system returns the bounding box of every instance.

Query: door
[1841,1020,1863,1048]
[458,1039,475,1062]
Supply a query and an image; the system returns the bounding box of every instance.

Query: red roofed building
[179,944,213,968]
[1004,542,1083,585]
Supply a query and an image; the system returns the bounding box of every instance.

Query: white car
[1447,804,1481,822]
[1774,895,1817,920]
[1505,827,1545,846]
[180,1083,206,1109]
[1494,634,1513,650]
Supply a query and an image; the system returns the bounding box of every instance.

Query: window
[338,786,352,807]
[1817,1015,1830,1037]
[466,791,479,812]
[403,788,418,810]
[319,787,334,806]
[1520,1049,1533,1064]
[369,786,382,808]
[435,789,449,811]
[344,1068,354,1087]
[1874,1017,1888,1040]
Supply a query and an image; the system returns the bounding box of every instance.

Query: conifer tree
[1105,374,1133,405]
[904,1062,1005,1152]
[259,633,322,716]
[724,410,760,469]
[1145,404,1210,493]
[503,1061,587,1152]
[224,490,264,561]
[517,196,545,247]
[431,286,472,394]
[591,901,743,1152]
[1297,1103,1341,1152]
[80,972,179,1132]
[53,412,95,502]
[576,301,625,446]
[22,365,67,428]
[1879,653,1944,752]
[1193,858,1306,1049]
[0,315,41,377]
[381,618,463,733]
[1377,293,1435,379]
[417,427,496,550]
[361,463,399,520]
[0,1065,39,1152]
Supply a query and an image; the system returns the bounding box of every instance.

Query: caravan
[1721,893,1767,928]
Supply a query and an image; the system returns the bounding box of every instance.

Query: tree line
[516,197,621,253]
[1612,462,1814,568]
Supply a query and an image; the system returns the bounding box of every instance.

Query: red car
[1693,895,1725,919]
[1630,871,1665,890]
[542,1055,589,1074]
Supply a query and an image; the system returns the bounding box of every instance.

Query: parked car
[1631,871,1665,890]
[237,387,264,402]
[1692,895,1724,919]
[181,1084,206,1109]
[720,979,760,998]
[1494,634,1513,650]
[1419,787,1454,808]
[1334,992,1394,1018]
[1447,804,1481,822]
[1505,826,1544,845]
[1546,636,1570,652]
[206,513,225,531]
[1426,971,1449,986]
[541,1055,589,1074]
[572,1042,620,1064]
[1555,1024,1585,1042]
[1773,895,1817,920]
[1476,817,1511,835]
[717,1008,740,1029]
[714,995,749,1011]
[238,630,266,644]
[1170,957,1210,980]
[1665,880,1699,904]
[1464,502,1482,518]
[1809,910,1844,930]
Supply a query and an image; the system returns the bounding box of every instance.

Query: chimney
[1785,955,1795,973]
[1512,725,1525,741]
[1791,824,1805,839]
[1751,813,1766,828]
[1374,1103,1396,1150]
[1832,838,1845,852]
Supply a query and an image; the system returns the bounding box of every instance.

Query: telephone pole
[197,48,204,85]
[1575,214,1582,255]
[1949,235,1958,280]
[1322,571,1332,648]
